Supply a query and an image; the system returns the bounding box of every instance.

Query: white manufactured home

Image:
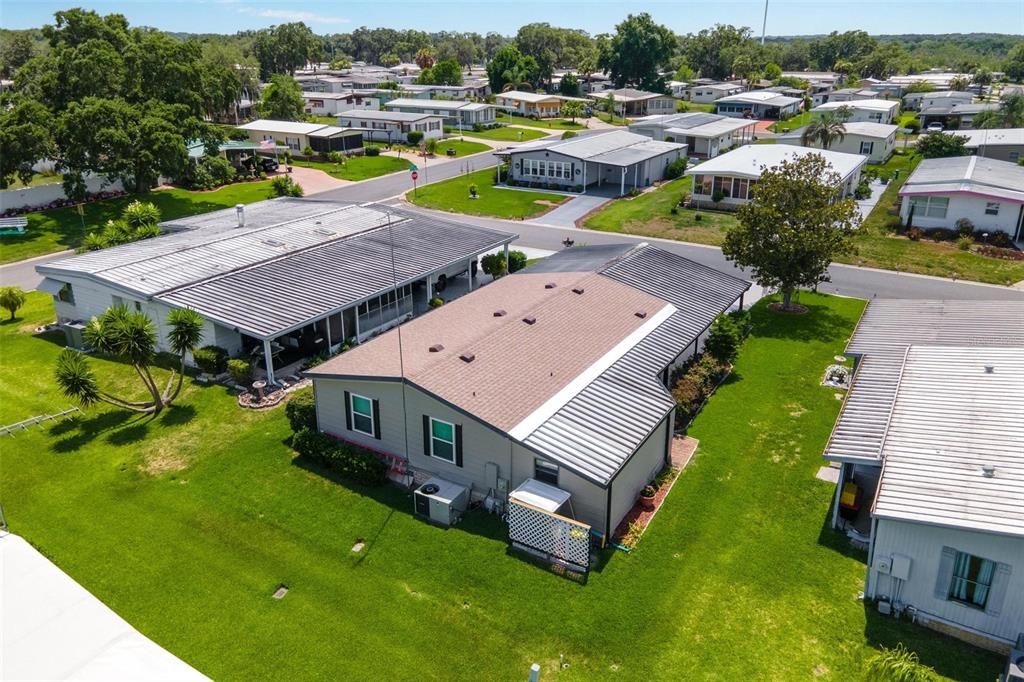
[628,112,757,159]
[811,99,900,124]
[823,300,1024,652]
[776,122,898,163]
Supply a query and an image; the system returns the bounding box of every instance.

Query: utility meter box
[891,554,912,581]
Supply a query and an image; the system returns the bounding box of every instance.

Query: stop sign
[411,171,419,180]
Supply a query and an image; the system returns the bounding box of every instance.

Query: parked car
[925,122,944,133]
[258,156,280,173]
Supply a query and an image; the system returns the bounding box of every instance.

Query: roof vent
[984,365,994,374]
[262,239,286,248]
[545,282,557,289]
[236,204,245,228]
[982,464,995,478]
[493,309,507,317]
[635,311,647,319]
[572,287,585,295]
[459,352,475,363]
[522,315,536,325]
[429,344,444,353]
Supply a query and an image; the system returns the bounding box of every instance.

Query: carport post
[620,167,626,196]
[263,338,275,385]
[468,258,474,291]
[581,163,587,193]
[738,292,745,311]
[503,244,510,273]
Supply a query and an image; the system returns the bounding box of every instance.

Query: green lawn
[460,126,550,142]
[0,181,274,265]
[594,111,630,126]
[679,101,716,113]
[770,110,814,133]
[500,112,589,130]
[292,155,411,181]
[405,167,567,219]
[0,292,1000,680]
[4,171,63,189]
[435,139,491,156]
[583,178,737,246]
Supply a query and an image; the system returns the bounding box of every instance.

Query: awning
[509,478,571,513]
[37,277,66,295]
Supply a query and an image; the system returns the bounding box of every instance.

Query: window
[349,393,375,436]
[58,283,75,304]
[712,175,733,198]
[534,459,559,486]
[908,196,949,219]
[111,295,125,308]
[985,202,1000,215]
[860,141,874,155]
[693,175,712,195]
[1009,151,1020,162]
[429,417,456,463]
[732,178,750,200]
[949,551,995,609]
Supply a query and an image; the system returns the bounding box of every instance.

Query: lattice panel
[508,501,591,571]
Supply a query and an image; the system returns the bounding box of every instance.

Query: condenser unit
[413,477,468,527]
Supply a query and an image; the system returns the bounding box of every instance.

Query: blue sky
[4,0,1023,37]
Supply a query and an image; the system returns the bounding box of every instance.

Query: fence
[0,176,126,212]
[508,499,591,572]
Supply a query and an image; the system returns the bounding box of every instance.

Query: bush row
[292,428,389,486]
[193,345,228,374]
[285,388,317,432]
[672,354,729,425]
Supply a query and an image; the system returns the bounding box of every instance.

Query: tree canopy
[598,13,675,91]
[915,131,969,158]
[721,154,860,310]
[259,73,305,120]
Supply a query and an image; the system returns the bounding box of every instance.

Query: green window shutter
[422,415,430,457]
[985,563,1012,617]
[343,391,352,431]
[454,424,463,467]
[933,546,957,601]
[372,399,381,440]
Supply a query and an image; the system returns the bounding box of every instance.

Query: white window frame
[908,196,949,219]
[985,202,1000,216]
[349,393,375,437]
[860,141,874,155]
[428,417,456,463]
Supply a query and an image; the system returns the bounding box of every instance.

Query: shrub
[407,130,424,145]
[711,188,726,204]
[693,213,703,222]
[302,145,314,157]
[292,429,388,485]
[672,354,727,420]
[365,146,380,157]
[990,230,1012,248]
[425,138,438,155]
[328,151,345,164]
[0,286,28,321]
[925,228,953,242]
[480,252,507,278]
[270,175,304,197]
[957,236,973,251]
[193,345,228,374]
[468,183,478,197]
[670,206,678,215]
[955,217,974,237]
[864,643,935,682]
[285,388,317,432]
[507,250,528,273]
[561,130,577,139]
[853,180,871,200]
[227,358,253,384]
[573,184,583,193]
[703,314,741,365]
[906,226,923,241]
[904,118,921,133]
[428,296,445,308]
[664,157,688,180]
[472,122,482,132]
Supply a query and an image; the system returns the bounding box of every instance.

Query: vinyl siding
[608,414,670,532]
[899,193,1022,237]
[868,519,1024,645]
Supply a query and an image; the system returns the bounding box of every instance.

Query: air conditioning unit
[413,477,468,527]
[1004,635,1024,682]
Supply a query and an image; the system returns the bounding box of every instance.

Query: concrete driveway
[528,193,612,228]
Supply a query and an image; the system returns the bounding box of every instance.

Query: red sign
[410,171,419,181]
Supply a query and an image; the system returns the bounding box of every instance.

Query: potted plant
[640,484,657,511]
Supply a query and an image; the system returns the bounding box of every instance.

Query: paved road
[4,150,1023,304]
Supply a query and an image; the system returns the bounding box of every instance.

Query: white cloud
[240,7,350,24]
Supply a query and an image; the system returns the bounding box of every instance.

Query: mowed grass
[583,152,1024,286]
[0,292,1001,680]
[583,177,737,246]
[291,155,410,181]
[500,112,589,130]
[405,167,566,219]
[770,110,814,133]
[461,126,550,142]
[435,139,491,156]
[0,181,274,264]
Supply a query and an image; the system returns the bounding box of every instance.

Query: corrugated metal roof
[159,209,514,338]
[824,299,1024,464]
[812,99,900,113]
[872,346,1024,537]
[719,91,802,106]
[521,245,750,485]
[899,156,1024,203]
[630,112,755,139]
[505,130,686,166]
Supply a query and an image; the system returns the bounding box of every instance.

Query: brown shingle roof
[312,271,669,431]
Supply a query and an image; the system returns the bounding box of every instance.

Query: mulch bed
[612,436,699,548]
[768,302,809,315]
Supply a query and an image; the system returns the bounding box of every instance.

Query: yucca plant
[864,643,936,682]
[55,305,204,415]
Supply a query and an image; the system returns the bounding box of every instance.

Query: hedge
[286,388,317,432]
[292,429,389,486]
[193,345,228,374]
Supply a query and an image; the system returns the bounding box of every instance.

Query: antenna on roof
[760,0,769,45]
[385,210,412,471]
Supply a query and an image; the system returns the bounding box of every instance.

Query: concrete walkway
[1,532,209,681]
[855,180,886,221]
[528,194,612,228]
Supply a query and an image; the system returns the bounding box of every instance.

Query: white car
[926,122,944,133]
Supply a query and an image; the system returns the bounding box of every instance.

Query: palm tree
[0,286,27,320]
[949,75,972,92]
[801,113,847,150]
[55,306,204,415]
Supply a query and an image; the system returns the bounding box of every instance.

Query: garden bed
[612,437,698,548]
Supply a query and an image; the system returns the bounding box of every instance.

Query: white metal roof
[504,130,685,166]
[899,156,1024,203]
[495,90,563,103]
[602,88,668,102]
[957,128,1024,149]
[717,91,802,106]
[509,478,572,512]
[338,109,442,122]
[824,300,1024,465]
[237,119,332,135]
[812,99,900,113]
[384,98,493,111]
[629,112,755,139]
[684,144,866,181]
[872,346,1024,537]
[776,121,898,142]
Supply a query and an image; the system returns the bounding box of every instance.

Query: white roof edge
[508,303,677,440]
